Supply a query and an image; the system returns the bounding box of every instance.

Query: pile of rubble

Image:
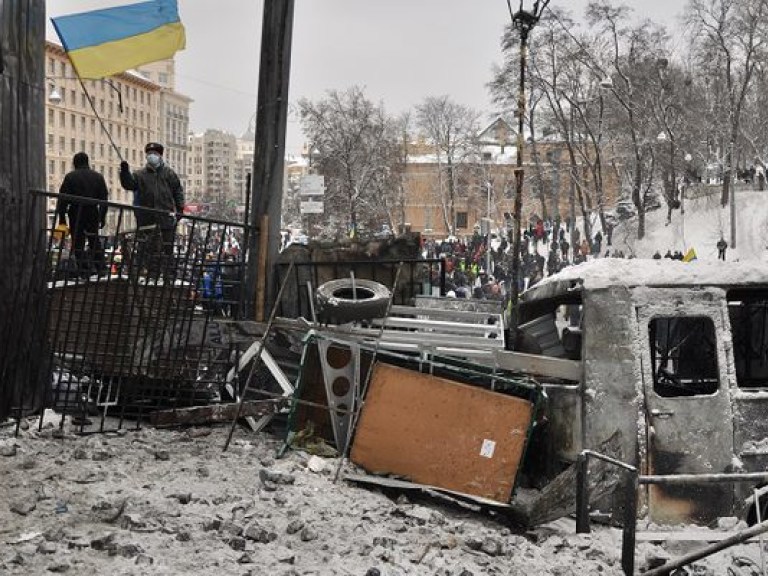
[0,419,639,575]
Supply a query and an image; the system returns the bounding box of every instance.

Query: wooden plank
[149,400,281,427]
[350,363,534,503]
[489,350,581,382]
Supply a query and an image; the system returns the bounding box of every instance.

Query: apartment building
[45,41,191,232]
[186,129,238,216]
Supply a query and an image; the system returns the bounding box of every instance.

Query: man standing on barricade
[56,151,109,277]
[119,142,184,277]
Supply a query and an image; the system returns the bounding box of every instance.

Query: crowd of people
[421,218,614,302]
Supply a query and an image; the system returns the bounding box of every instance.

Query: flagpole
[76,76,124,162]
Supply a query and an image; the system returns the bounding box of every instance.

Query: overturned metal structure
[517,258,768,525]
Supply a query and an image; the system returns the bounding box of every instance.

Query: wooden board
[350,363,534,503]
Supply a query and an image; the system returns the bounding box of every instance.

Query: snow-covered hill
[608,184,768,262]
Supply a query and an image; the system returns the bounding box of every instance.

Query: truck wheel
[315,279,391,323]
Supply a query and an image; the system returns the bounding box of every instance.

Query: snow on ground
[1,419,630,576]
[2,419,767,575]
[609,186,768,262]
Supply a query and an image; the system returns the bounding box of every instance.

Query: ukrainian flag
[682,247,697,262]
[51,0,185,80]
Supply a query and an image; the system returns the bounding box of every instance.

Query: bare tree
[415,96,481,235]
[298,86,401,237]
[588,1,670,239]
[686,0,768,207]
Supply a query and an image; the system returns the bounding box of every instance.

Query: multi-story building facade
[186,129,238,216]
[402,118,621,239]
[45,41,191,232]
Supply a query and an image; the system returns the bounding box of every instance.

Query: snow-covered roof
[525,258,768,301]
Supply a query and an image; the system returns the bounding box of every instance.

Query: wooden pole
[255,214,269,322]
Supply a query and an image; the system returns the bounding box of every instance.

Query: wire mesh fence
[1,190,248,434]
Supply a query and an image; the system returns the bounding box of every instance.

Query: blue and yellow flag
[682,247,697,262]
[51,0,185,79]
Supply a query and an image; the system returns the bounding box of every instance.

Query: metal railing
[576,450,768,575]
[1,190,248,433]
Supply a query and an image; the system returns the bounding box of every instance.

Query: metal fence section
[274,257,446,320]
[1,190,248,434]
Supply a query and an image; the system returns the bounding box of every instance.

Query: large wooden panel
[351,363,534,503]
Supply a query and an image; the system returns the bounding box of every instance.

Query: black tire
[315,278,391,323]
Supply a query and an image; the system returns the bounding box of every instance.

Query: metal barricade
[1,190,248,434]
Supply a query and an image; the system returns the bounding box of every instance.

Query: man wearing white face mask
[119,142,184,276]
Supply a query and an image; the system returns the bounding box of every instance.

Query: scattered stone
[274,493,288,506]
[479,537,503,557]
[197,466,210,478]
[439,535,459,550]
[365,569,381,576]
[220,521,243,537]
[37,541,57,554]
[119,544,143,558]
[10,553,25,565]
[10,499,36,516]
[90,533,117,552]
[176,531,191,542]
[154,450,170,461]
[135,554,154,566]
[306,455,327,473]
[259,468,296,486]
[458,570,474,576]
[300,526,318,542]
[187,427,212,438]
[91,499,126,523]
[120,513,148,531]
[276,546,296,564]
[0,442,17,457]
[372,537,396,549]
[72,448,88,460]
[91,450,110,461]
[46,563,70,573]
[238,553,254,564]
[43,527,66,542]
[286,518,305,535]
[244,524,278,544]
[405,507,432,525]
[396,494,410,506]
[203,518,222,532]
[228,537,246,551]
[51,428,65,439]
[170,492,192,505]
[20,457,36,470]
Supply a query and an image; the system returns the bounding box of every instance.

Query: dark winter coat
[56,166,108,230]
[120,163,184,228]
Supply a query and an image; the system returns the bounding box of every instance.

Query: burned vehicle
[510,258,768,525]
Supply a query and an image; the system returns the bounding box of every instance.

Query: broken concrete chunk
[10,499,36,516]
[300,526,318,542]
[286,519,305,535]
[259,468,296,486]
[306,455,327,473]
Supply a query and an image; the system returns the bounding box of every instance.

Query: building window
[648,316,719,397]
[456,212,468,229]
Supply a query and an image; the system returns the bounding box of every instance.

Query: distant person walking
[717,237,728,261]
[56,152,108,276]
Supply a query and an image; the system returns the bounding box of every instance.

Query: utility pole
[508,0,549,333]
[244,0,295,321]
[0,0,47,420]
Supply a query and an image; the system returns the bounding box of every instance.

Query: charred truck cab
[511,259,768,525]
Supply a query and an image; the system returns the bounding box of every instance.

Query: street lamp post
[508,0,550,333]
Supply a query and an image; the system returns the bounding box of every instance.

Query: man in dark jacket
[120,142,184,276]
[56,152,108,276]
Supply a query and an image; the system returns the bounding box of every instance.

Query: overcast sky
[47,0,687,154]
